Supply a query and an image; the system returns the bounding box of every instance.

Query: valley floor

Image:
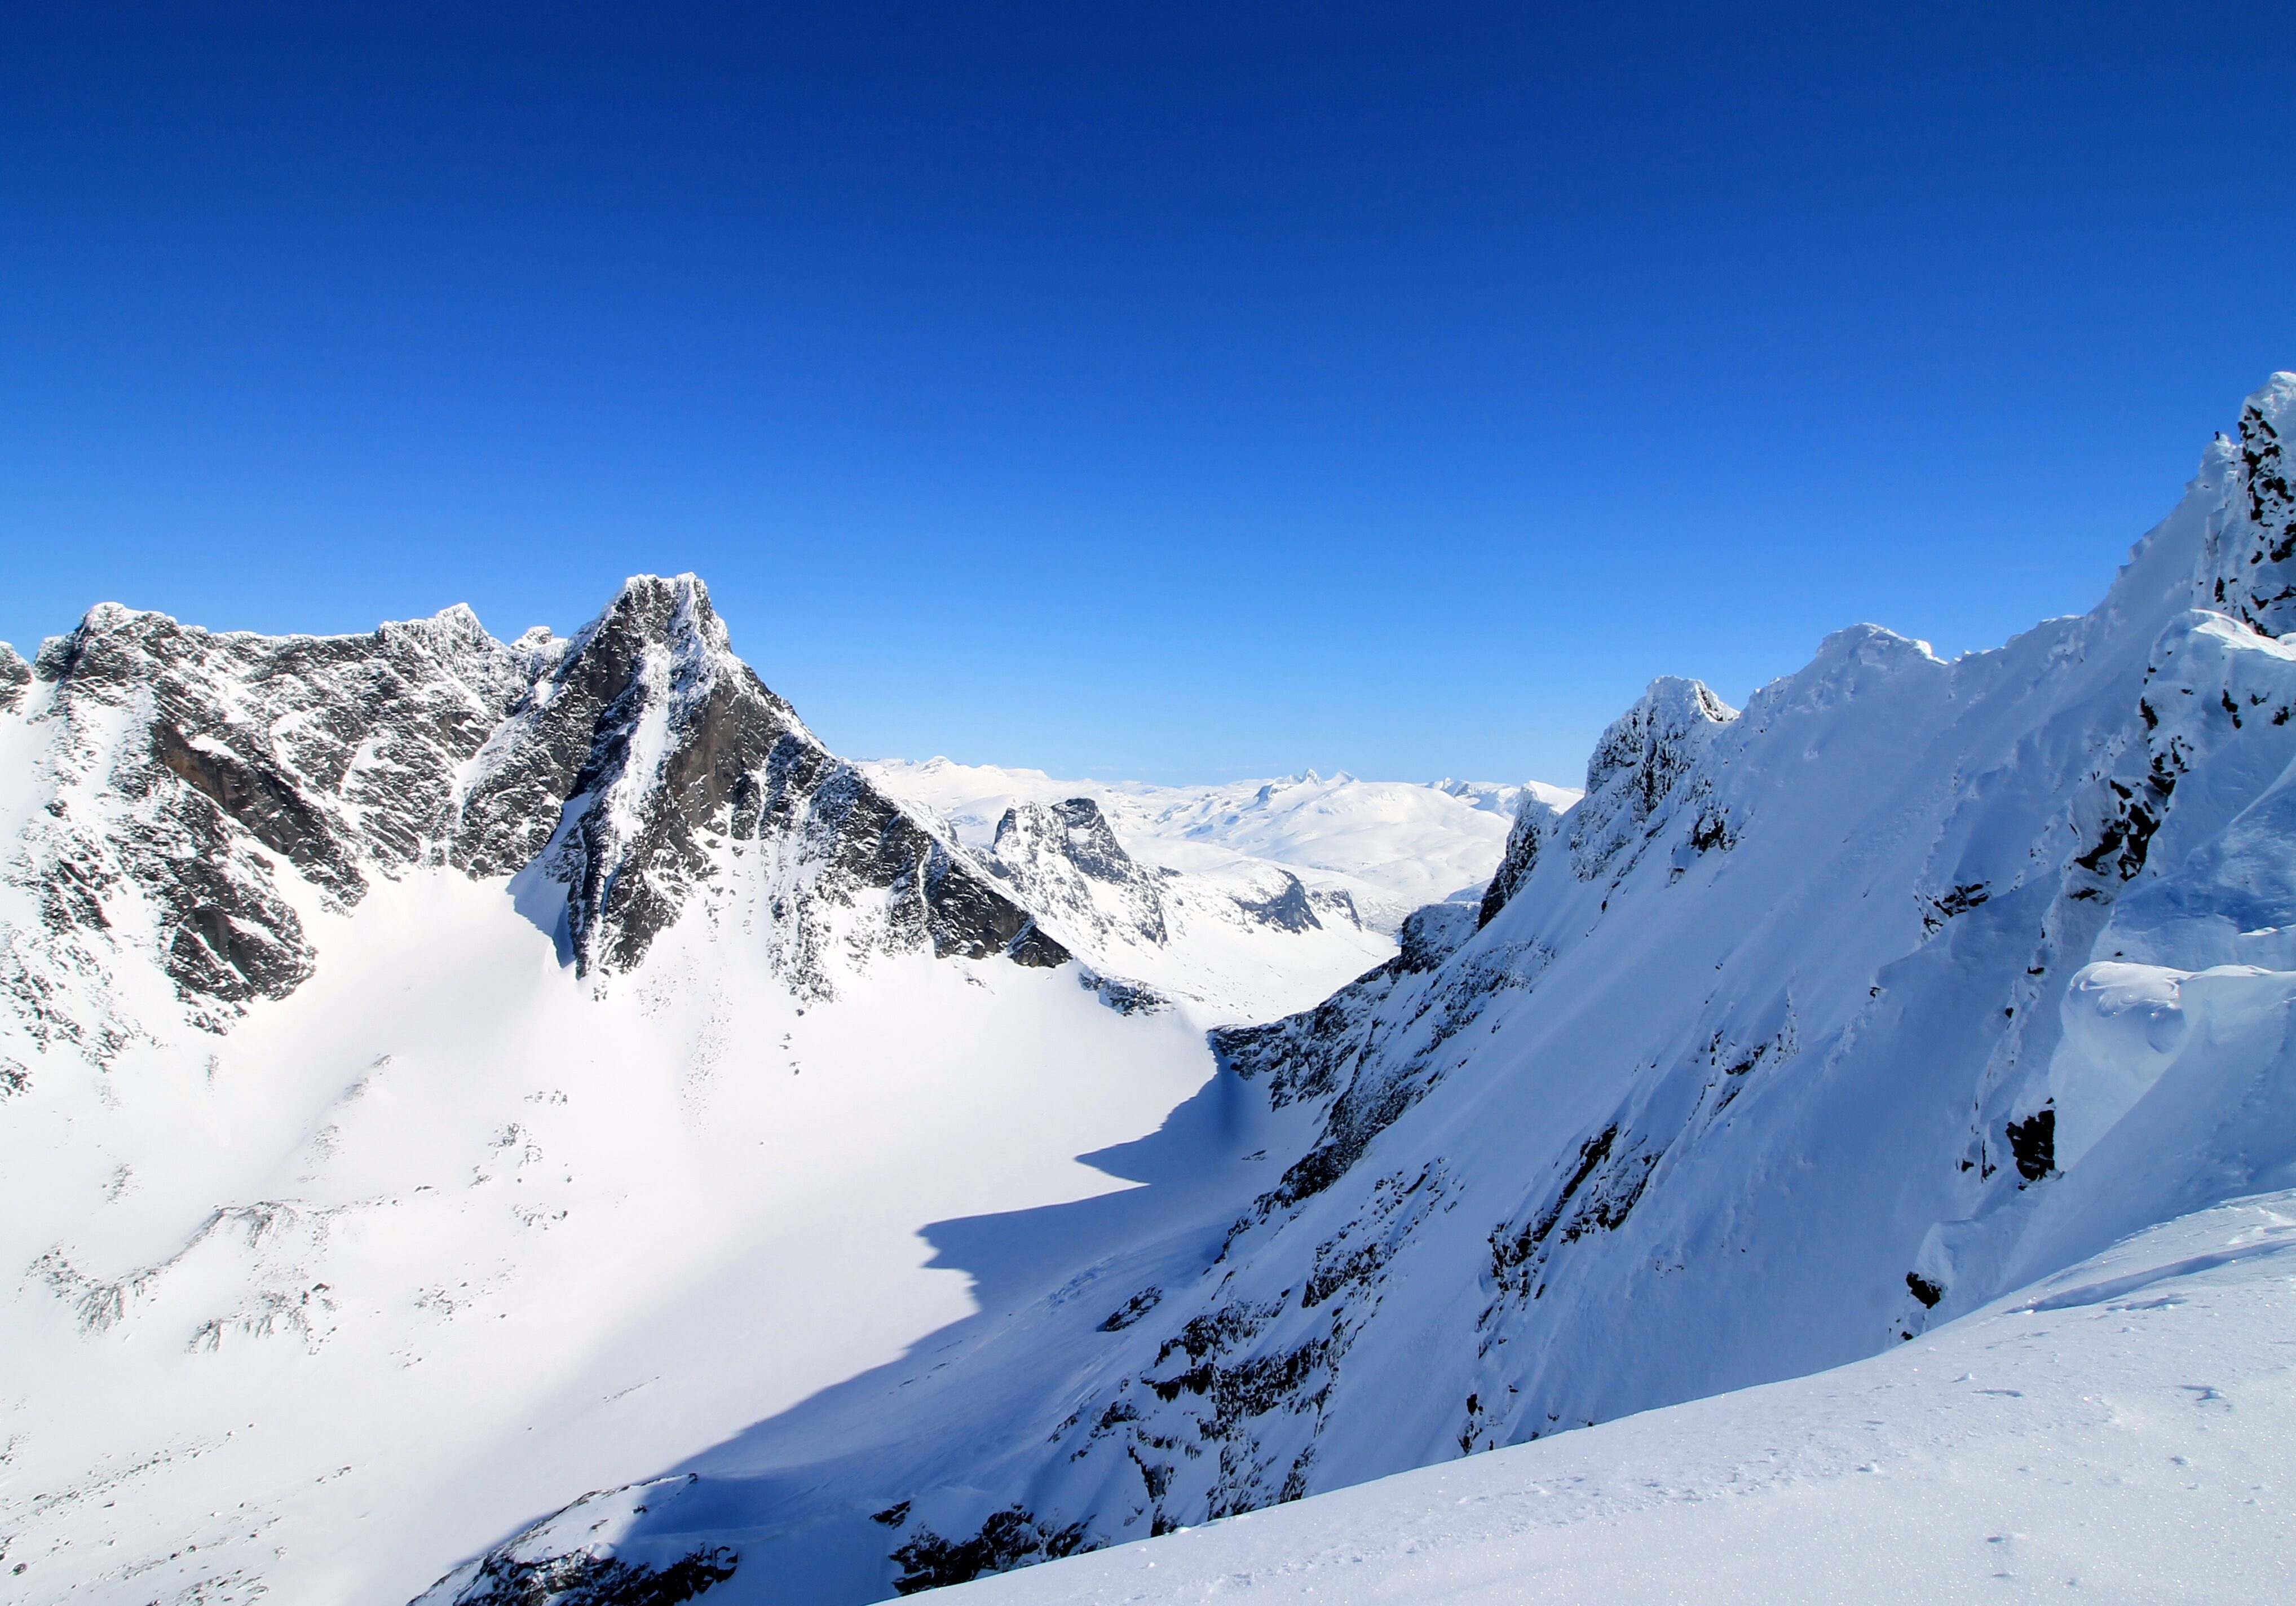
[933,1191,2296,1605]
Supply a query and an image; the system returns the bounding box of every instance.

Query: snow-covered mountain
[859,762,1568,1016]
[408,378,2296,1606]
[0,581,1469,1603]
[864,759,1577,937]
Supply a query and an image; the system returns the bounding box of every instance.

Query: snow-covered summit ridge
[426,374,2296,1605]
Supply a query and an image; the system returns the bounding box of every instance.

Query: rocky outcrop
[0,642,29,714]
[2199,373,2296,636]
[1477,791,1564,926]
[1566,676,1736,883]
[985,797,1169,948]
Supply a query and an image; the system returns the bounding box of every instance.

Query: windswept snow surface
[940,1191,2296,1606]
[862,760,1578,936]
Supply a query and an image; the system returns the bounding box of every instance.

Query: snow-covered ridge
[417,376,2296,1605]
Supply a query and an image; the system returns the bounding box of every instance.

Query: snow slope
[0,579,1507,1604]
[0,876,1206,1606]
[939,1190,2296,1606]
[420,377,2296,1605]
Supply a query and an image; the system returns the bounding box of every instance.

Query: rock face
[984,798,1171,948]
[422,376,2296,1606]
[0,576,1062,1062]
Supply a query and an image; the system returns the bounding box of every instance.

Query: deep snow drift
[412,378,2296,1606]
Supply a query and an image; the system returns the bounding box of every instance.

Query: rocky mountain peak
[988,797,1169,947]
[1568,676,1736,881]
[0,579,1066,1055]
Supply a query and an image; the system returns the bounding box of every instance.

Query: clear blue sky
[6,4,2293,786]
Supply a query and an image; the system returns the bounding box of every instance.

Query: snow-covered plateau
[10,376,2296,1606]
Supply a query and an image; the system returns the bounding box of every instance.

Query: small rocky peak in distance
[0,641,29,713]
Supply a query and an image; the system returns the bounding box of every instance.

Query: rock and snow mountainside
[942,1190,2296,1606]
[416,379,2296,1606]
[0,580,1436,1604]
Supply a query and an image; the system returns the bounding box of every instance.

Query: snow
[15,376,2296,1606]
[0,869,1215,1605]
[938,1190,2296,1606]
[400,372,2296,1603]
[863,759,1578,933]
[0,582,1536,1604]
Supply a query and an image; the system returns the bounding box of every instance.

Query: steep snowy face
[0,575,1064,1073]
[431,374,2296,1606]
[921,1192,2296,1606]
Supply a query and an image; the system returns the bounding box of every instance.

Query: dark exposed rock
[434,1545,736,1606]
[2209,397,2296,634]
[1396,901,1478,974]
[889,1507,1090,1595]
[1081,970,1169,1014]
[2006,1106,2055,1183]
[1233,872,1321,933]
[1478,791,1563,926]
[0,642,28,713]
[1097,1287,1164,1331]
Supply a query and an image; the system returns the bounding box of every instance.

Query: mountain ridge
[408,372,2296,1605]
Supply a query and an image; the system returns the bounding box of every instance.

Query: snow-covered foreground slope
[863,760,1578,936]
[0,880,1207,1606]
[943,1190,2296,1606]
[0,579,1501,1604]
[419,377,2296,1605]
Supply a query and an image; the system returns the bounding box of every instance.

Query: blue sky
[6,3,2294,786]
